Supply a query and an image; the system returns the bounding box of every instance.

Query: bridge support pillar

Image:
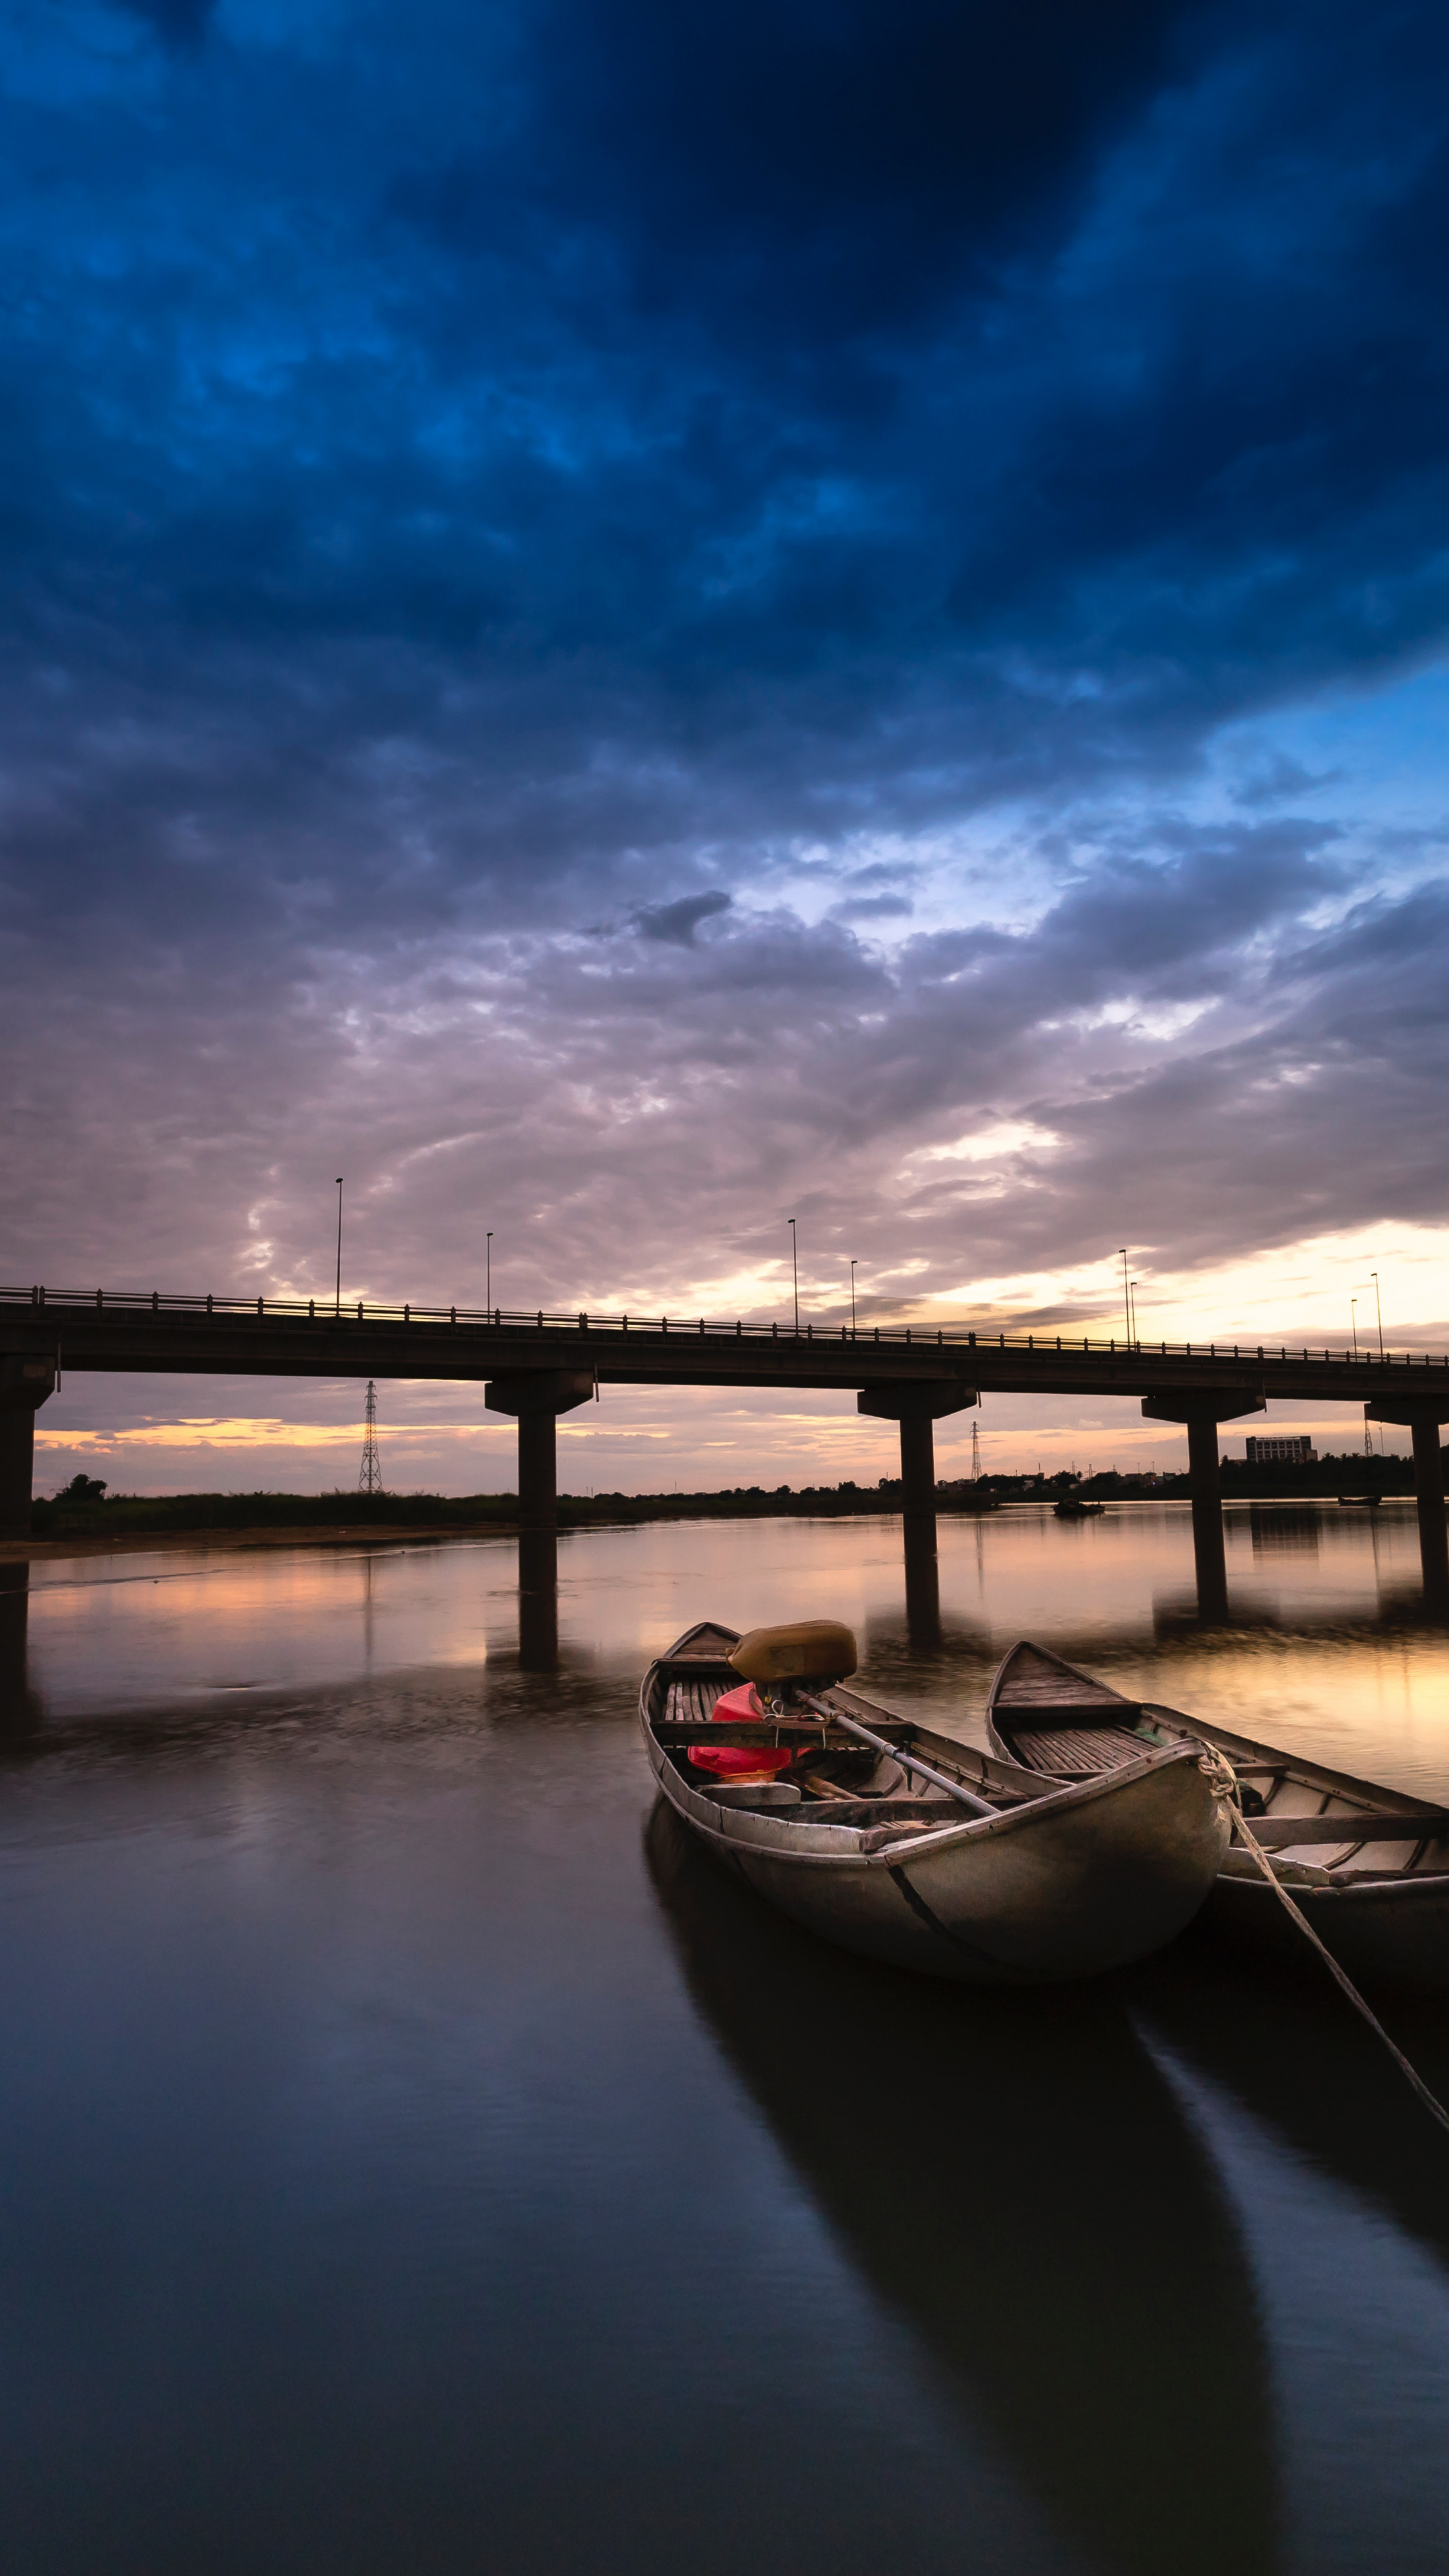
[0,1358,56,1540]
[858,1383,977,1644]
[0,1564,39,1729]
[1142,1386,1265,1622]
[1367,1400,1449,1605]
[485,1371,595,1666]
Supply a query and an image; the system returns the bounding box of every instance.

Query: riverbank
[19,1481,999,1558]
[5,1454,1424,1566]
[3,1483,957,1565]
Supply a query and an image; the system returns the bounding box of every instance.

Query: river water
[2,1501,1448,2575]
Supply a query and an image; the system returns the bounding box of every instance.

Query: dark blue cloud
[117,0,217,47]
[1,0,1447,1321]
[400,0,1199,342]
[635,892,732,944]
[6,0,1446,780]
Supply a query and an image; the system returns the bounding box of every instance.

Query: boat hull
[1199,1848,1449,1992]
[986,1640,1449,1993]
[1146,1706,1449,1992]
[643,1652,1230,1986]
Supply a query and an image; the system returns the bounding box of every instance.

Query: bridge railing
[3,1283,1446,1370]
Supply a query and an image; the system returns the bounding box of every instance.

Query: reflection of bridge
[3,1284,1447,1633]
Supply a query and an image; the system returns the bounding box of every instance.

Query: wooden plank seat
[995,1695,1142,1719]
[1242,1811,1448,1847]
[1007,1723,1150,1775]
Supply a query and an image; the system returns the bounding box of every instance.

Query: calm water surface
[3,1502,1448,2575]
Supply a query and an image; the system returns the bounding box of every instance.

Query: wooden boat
[1055,1495,1105,1518]
[988,1640,1449,1991]
[639,1621,1233,1984]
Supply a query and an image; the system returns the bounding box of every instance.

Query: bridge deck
[5,1283,1447,1609]
[3,1285,1447,1402]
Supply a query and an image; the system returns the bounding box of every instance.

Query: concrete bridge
[4,1283,1447,1635]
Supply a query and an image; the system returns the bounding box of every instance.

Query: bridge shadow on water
[646,1797,1279,2576]
[1146,1582,1449,1650]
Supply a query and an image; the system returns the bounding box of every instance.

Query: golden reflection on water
[7,1497,1448,1797]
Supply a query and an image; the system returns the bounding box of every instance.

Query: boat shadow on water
[645,1796,1279,2576]
[1130,1934,1449,2273]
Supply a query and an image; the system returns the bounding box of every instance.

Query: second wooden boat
[987,1640,1449,1990]
[640,1620,1232,1984]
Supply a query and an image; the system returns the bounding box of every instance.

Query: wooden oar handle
[794,1691,998,1818]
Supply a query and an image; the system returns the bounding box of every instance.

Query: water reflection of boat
[1134,1939,1449,2275]
[646,1798,1277,2576]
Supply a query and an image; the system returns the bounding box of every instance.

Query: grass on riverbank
[26,1448,1427,1544]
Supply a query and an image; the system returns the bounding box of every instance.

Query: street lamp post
[1120,1248,1130,1342]
[1129,1278,1139,1346]
[788,1218,799,1336]
[849,1258,857,1337]
[486,1232,492,1318]
[1372,1270,1385,1359]
[1351,1297,1358,1360]
[335,1179,343,1318]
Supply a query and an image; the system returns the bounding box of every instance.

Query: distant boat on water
[1055,1493,1105,1518]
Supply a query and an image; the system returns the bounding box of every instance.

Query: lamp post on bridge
[487,1232,492,1318]
[335,1179,343,1318]
[788,1218,798,1336]
[849,1258,857,1338]
[1372,1271,1385,1360]
[1351,1297,1359,1361]
[1120,1248,1130,1344]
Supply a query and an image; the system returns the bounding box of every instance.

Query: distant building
[1244,1435,1317,1464]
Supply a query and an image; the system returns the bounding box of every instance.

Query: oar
[794,1690,998,1818]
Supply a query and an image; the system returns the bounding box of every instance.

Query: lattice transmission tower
[358,1380,383,1494]
[970,1421,982,1483]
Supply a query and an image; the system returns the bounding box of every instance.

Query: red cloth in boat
[687,1680,794,1780]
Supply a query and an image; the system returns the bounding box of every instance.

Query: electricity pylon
[970,1421,982,1483]
[358,1380,383,1494]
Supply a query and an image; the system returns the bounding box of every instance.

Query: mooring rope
[1225,1788,1449,2139]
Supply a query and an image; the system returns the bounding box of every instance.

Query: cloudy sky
[5,0,1448,1491]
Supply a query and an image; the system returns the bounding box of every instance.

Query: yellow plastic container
[729,1620,858,1688]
